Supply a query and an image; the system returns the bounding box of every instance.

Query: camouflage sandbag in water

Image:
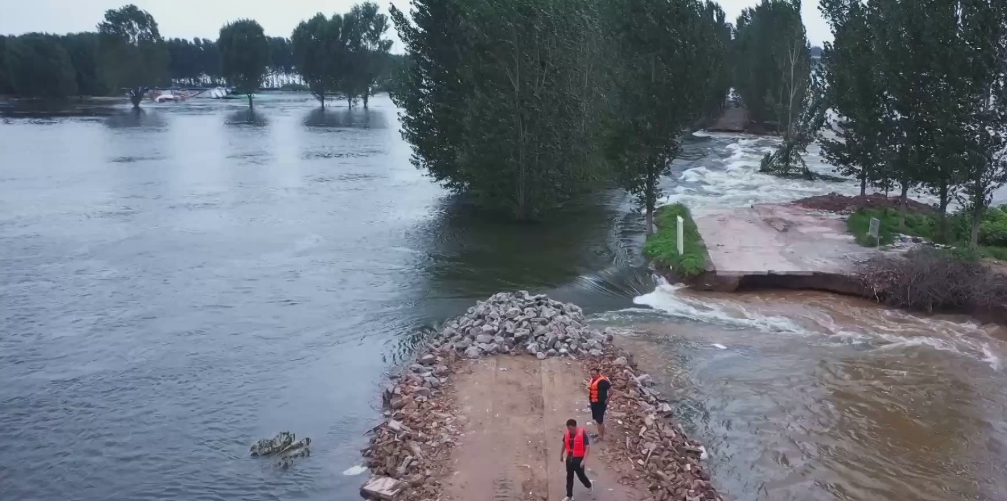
[250,432,310,457]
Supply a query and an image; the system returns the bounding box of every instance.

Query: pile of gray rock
[429,291,614,360]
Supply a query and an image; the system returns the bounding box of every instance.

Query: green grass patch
[644,204,707,278]
[847,207,1007,263]
[847,208,935,246]
[981,245,1007,262]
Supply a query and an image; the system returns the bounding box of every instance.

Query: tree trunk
[129,87,146,108]
[645,167,657,236]
[970,191,984,248]
[937,183,949,243]
[860,170,867,197]
[363,88,369,109]
[898,182,909,231]
[247,94,253,109]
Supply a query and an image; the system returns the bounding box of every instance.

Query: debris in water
[712,343,727,350]
[344,465,369,476]
[250,432,311,466]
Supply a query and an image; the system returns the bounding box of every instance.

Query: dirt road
[442,356,642,501]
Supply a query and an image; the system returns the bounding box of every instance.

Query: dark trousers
[565,456,591,497]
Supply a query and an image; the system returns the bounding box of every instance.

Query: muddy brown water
[608,287,1007,501]
[2,94,1005,501]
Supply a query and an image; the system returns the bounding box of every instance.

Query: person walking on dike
[560,418,593,501]
[588,367,611,441]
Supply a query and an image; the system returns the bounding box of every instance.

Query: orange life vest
[564,427,586,457]
[589,375,610,403]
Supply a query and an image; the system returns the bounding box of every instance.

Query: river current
[1,93,1005,501]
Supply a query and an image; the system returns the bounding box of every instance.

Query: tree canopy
[813,0,1007,247]
[733,0,809,128]
[97,4,169,106]
[217,19,270,108]
[290,2,391,108]
[4,33,77,98]
[291,13,345,106]
[392,0,731,220]
[608,0,733,233]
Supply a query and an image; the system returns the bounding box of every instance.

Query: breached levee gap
[691,270,867,296]
[359,291,723,501]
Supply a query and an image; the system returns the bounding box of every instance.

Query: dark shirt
[592,377,611,404]
[562,429,590,449]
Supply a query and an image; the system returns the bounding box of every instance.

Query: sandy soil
[442,356,643,501]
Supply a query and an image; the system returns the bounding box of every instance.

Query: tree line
[0,3,393,109]
[656,0,1005,251]
[392,0,731,225]
[813,0,1007,248]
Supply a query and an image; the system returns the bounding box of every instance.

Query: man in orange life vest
[588,367,612,441]
[560,418,593,501]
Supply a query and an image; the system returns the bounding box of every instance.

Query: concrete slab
[693,204,876,279]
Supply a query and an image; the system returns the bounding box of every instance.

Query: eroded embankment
[359,292,723,501]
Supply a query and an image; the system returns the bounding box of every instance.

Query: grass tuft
[847,208,935,246]
[644,204,708,279]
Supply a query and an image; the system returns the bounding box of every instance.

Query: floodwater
[1,93,1005,501]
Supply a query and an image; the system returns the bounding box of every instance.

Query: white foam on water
[666,134,938,214]
[625,133,1001,369]
[633,283,809,335]
[982,343,1002,371]
[342,465,368,476]
[626,282,1004,371]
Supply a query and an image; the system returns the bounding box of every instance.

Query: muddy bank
[359,292,722,501]
[793,192,934,214]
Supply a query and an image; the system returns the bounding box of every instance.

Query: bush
[847,208,935,246]
[858,247,1007,316]
[644,204,707,279]
[949,205,1007,247]
[980,205,1007,247]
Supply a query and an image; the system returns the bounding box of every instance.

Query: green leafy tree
[608,0,726,234]
[870,0,948,230]
[759,70,826,178]
[342,2,393,108]
[97,4,169,107]
[390,0,470,201]
[0,35,15,95]
[4,33,78,98]
[391,0,611,220]
[818,0,886,195]
[60,32,105,97]
[953,0,1007,247]
[218,19,270,108]
[291,13,344,107]
[698,2,733,121]
[733,0,809,129]
[266,37,293,88]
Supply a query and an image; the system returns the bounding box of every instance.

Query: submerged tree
[391,0,612,220]
[342,2,393,108]
[218,19,270,108]
[97,4,169,107]
[266,37,294,87]
[4,33,77,98]
[0,36,12,95]
[291,13,344,107]
[60,32,104,97]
